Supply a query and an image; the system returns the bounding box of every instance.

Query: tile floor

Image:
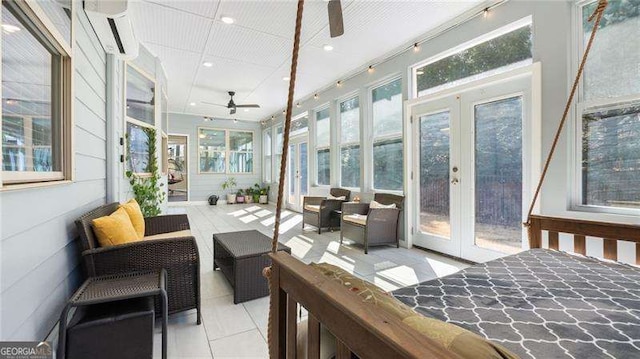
[154,203,469,358]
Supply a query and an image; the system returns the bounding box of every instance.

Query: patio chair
[340,193,404,254]
[75,203,201,324]
[302,188,351,234]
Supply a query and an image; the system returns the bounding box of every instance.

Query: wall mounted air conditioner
[84,0,139,59]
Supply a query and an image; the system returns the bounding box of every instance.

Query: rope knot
[262,266,272,279]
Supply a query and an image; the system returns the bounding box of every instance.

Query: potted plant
[245,187,255,203]
[236,189,246,203]
[251,184,261,203]
[254,183,270,204]
[221,177,237,204]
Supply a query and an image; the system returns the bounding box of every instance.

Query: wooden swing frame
[263,1,640,358]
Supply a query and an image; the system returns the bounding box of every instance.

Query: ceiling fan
[202,91,260,115]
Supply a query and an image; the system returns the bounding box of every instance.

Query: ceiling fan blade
[328,0,344,38]
[235,104,260,108]
[201,101,228,108]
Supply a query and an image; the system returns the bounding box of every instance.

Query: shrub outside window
[578,1,640,211]
[1,1,73,185]
[372,78,403,191]
[339,97,360,188]
[315,107,330,186]
[414,22,533,97]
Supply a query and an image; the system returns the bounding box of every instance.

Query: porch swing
[262,0,640,357]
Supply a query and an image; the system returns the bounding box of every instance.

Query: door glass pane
[289,144,296,204]
[474,96,523,254]
[300,143,308,197]
[419,111,451,239]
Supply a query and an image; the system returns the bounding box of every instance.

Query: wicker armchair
[340,193,404,254]
[302,188,351,234]
[75,203,201,324]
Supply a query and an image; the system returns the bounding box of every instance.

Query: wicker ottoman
[213,230,291,304]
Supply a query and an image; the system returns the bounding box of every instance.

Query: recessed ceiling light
[233,119,238,123]
[282,76,290,81]
[2,24,21,33]
[202,61,213,67]
[189,102,196,106]
[220,16,234,24]
[416,69,424,75]
[323,44,333,52]
[244,109,249,112]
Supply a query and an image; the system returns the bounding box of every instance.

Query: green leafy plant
[221,177,237,193]
[125,128,166,217]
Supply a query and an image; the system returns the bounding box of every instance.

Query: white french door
[411,69,538,262]
[286,136,309,212]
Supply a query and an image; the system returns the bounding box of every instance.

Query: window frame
[570,0,640,216]
[0,0,74,188]
[197,126,255,175]
[124,63,157,177]
[313,104,331,187]
[337,93,362,190]
[369,76,405,193]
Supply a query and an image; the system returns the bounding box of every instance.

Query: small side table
[57,270,168,359]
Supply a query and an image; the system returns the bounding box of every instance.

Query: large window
[372,78,403,191]
[315,107,330,186]
[126,65,156,175]
[1,1,72,185]
[578,0,640,210]
[275,125,283,181]
[263,129,272,182]
[339,97,360,188]
[414,21,533,97]
[198,128,253,174]
[291,113,309,137]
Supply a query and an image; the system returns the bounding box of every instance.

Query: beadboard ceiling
[130,0,482,121]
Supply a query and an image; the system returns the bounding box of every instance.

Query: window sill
[556,205,640,226]
[0,180,73,192]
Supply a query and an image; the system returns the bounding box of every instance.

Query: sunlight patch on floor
[282,236,313,257]
[278,214,302,234]
[239,214,259,224]
[228,209,248,217]
[320,252,355,273]
[377,265,419,287]
[254,209,272,218]
[244,206,262,213]
[261,210,293,226]
[425,257,463,277]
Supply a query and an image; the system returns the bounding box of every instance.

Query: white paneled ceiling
[130,0,482,121]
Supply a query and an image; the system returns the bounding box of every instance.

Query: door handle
[451,178,459,185]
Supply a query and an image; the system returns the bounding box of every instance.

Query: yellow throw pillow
[120,199,145,239]
[92,207,140,247]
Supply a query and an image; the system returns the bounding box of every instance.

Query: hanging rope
[524,0,608,229]
[264,0,305,357]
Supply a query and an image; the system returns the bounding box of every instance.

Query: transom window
[372,78,403,191]
[198,128,254,174]
[578,0,640,211]
[315,107,330,186]
[1,1,72,185]
[291,113,309,137]
[413,20,533,97]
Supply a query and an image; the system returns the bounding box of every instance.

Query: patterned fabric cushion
[343,214,367,226]
[304,204,320,212]
[310,262,519,359]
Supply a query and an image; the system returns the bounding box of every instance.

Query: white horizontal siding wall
[0,7,107,340]
[169,113,262,202]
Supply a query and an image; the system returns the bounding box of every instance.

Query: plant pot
[246,196,254,203]
[259,195,268,204]
[226,194,236,204]
[236,195,245,204]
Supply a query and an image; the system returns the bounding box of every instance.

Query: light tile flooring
[155,203,469,358]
